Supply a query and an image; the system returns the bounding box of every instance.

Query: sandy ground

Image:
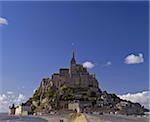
[85,114,149,122]
[39,113,149,122]
[39,114,69,122]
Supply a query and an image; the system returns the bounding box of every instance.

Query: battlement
[59,68,69,76]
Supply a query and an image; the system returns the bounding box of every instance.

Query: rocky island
[26,51,146,116]
[10,51,146,116]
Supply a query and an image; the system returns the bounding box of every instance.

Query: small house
[15,103,31,115]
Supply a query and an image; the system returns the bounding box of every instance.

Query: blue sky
[0,1,149,103]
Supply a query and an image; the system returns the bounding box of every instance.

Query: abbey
[43,51,99,91]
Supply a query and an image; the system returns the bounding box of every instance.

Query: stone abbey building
[41,51,99,92]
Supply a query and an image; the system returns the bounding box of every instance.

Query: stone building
[9,103,31,115]
[15,103,32,115]
[68,102,80,113]
[47,51,99,91]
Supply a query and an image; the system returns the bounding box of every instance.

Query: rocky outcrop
[26,78,145,115]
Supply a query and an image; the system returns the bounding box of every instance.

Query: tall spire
[72,50,75,59]
[71,49,76,65]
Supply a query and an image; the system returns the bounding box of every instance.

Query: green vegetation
[61,86,74,100]
[45,88,55,98]
[32,89,41,101]
[32,94,40,101]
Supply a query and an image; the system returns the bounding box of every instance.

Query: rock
[32,100,40,107]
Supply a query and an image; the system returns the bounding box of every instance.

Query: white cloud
[124,53,144,64]
[0,17,8,25]
[17,94,26,103]
[118,91,149,109]
[7,91,13,95]
[0,93,26,112]
[83,61,95,69]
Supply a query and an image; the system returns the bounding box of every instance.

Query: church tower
[70,50,76,76]
[70,50,76,67]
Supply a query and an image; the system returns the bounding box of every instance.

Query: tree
[62,87,74,100]
[45,88,55,98]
